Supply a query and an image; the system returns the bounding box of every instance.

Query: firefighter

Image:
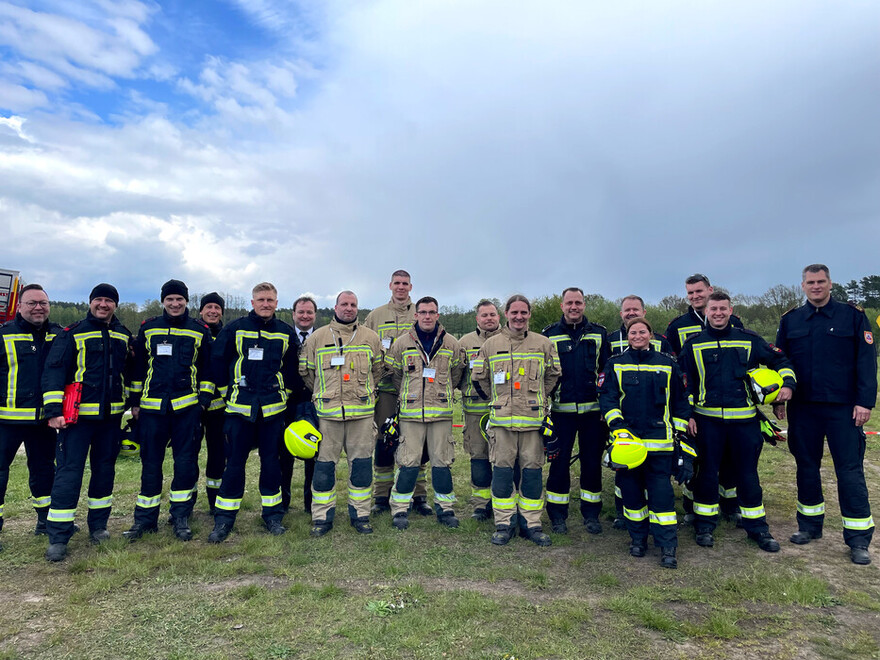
[606,295,671,529]
[665,274,744,524]
[386,296,465,530]
[679,292,796,552]
[599,317,693,569]
[124,280,214,542]
[279,295,319,514]
[300,290,385,537]
[363,270,431,516]
[457,300,502,520]
[542,287,609,535]
[207,283,303,543]
[775,264,877,565]
[198,292,226,513]
[43,284,133,562]
[0,284,61,551]
[472,295,560,546]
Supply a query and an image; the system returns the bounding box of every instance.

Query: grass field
[1,406,879,660]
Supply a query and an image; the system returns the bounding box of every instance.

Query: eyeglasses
[23,301,50,308]
[416,310,438,316]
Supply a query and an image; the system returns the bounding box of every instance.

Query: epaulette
[781,306,799,317]
[741,327,761,338]
[63,320,83,332]
[590,322,607,332]
[542,323,554,334]
[659,351,677,361]
[141,316,159,325]
[194,318,210,329]
[847,301,865,313]
[0,319,14,329]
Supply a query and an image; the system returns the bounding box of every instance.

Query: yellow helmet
[748,368,784,404]
[119,418,139,457]
[604,429,647,470]
[284,420,322,459]
[479,412,491,442]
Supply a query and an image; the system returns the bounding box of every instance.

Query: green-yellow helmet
[479,413,491,442]
[606,429,647,470]
[284,420,322,459]
[748,368,784,404]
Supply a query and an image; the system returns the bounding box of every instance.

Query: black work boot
[370,497,391,515]
[790,529,822,545]
[350,517,374,534]
[410,497,433,516]
[123,522,159,542]
[660,547,678,569]
[522,527,552,547]
[34,509,49,536]
[437,511,460,528]
[629,541,647,557]
[749,531,780,553]
[89,529,111,545]
[471,507,492,522]
[172,517,193,541]
[208,522,233,543]
[310,521,333,537]
[392,513,409,530]
[45,543,67,562]
[491,525,514,546]
[265,520,286,536]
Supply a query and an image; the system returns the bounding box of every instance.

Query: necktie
[300,331,308,343]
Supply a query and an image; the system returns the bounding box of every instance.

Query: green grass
[0,402,879,658]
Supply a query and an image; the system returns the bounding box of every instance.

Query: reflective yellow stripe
[519,496,543,511]
[580,489,601,503]
[262,491,282,507]
[842,516,874,530]
[472,487,491,499]
[169,489,195,503]
[48,508,76,522]
[391,490,414,503]
[0,407,38,420]
[312,491,336,504]
[88,495,113,509]
[719,485,737,498]
[348,486,371,501]
[435,493,457,503]
[215,497,241,511]
[32,495,51,508]
[624,506,648,521]
[493,496,517,510]
[206,478,222,489]
[740,504,766,519]
[693,502,718,516]
[546,491,570,505]
[137,494,161,508]
[695,405,756,420]
[797,501,825,516]
[650,510,677,525]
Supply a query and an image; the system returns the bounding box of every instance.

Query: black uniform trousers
[0,423,56,522]
[546,411,605,521]
[692,415,768,535]
[134,406,201,526]
[214,413,285,527]
[201,408,226,510]
[618,452,677,548]
[279,450,314,514]
[788,401,874,548]
[47,417,121,543]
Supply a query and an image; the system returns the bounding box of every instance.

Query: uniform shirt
[608,326,672,356]
[458,327,502,415]
[775,297,877,408]
[0,314,61,423]
[542,316,609,414]
[679,323,796,422]
[665,307,744,356]
[42,312,133,419]
[598,347,691,451]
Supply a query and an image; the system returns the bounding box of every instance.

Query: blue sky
[0,1,878,312]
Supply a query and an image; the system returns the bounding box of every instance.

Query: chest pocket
[651,372,668,407]
[527,355,543,392]
[732,348,748,378]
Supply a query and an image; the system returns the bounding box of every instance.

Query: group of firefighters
[0,265,875,569]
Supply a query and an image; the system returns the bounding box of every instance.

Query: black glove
[541,415,560,461]
[380,414,401,452]
[675,455,694,485]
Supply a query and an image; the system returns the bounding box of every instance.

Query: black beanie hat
[161,279,189,302]
[200,291,225,313]
[89,283,119,304]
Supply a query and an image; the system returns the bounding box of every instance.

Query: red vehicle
[0,268,20,323]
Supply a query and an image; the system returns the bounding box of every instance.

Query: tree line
[45,281,880,344]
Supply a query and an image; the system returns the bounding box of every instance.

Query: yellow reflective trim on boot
[348,486,371,502]
[136,494,161,508]
[649,510,678,525]
[693,501,718,516]
[519,496,543,512]
[48,508,76,522]
[312,491,336,505]
[215,496,242,511]
[546,490,570,505]
[797,501,825,516]
[740,504,766,519]
[580,489,601,503]
[842,515,875,530]
[624,506,648,521]
[262,491,283,507]
[88,495,113,509]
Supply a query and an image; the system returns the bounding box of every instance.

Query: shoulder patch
[767,342,783,353]
[865,331,874,345]
[597,371,605,388]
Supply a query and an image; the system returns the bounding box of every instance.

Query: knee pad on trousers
[521,468,543,500]
[396,466,419,494]
[313,461,337,492]
[432,466,453,494]
[471,458,491,488]
[492,466,514,498]
[350,457,372,488]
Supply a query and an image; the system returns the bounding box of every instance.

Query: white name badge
[423,367,436,379]
[382,338,392,350]
[494,371,506,385]
[469,359,477,369]
[331,355,345,367]
[156,344,173,356]
[248,347,264,361]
